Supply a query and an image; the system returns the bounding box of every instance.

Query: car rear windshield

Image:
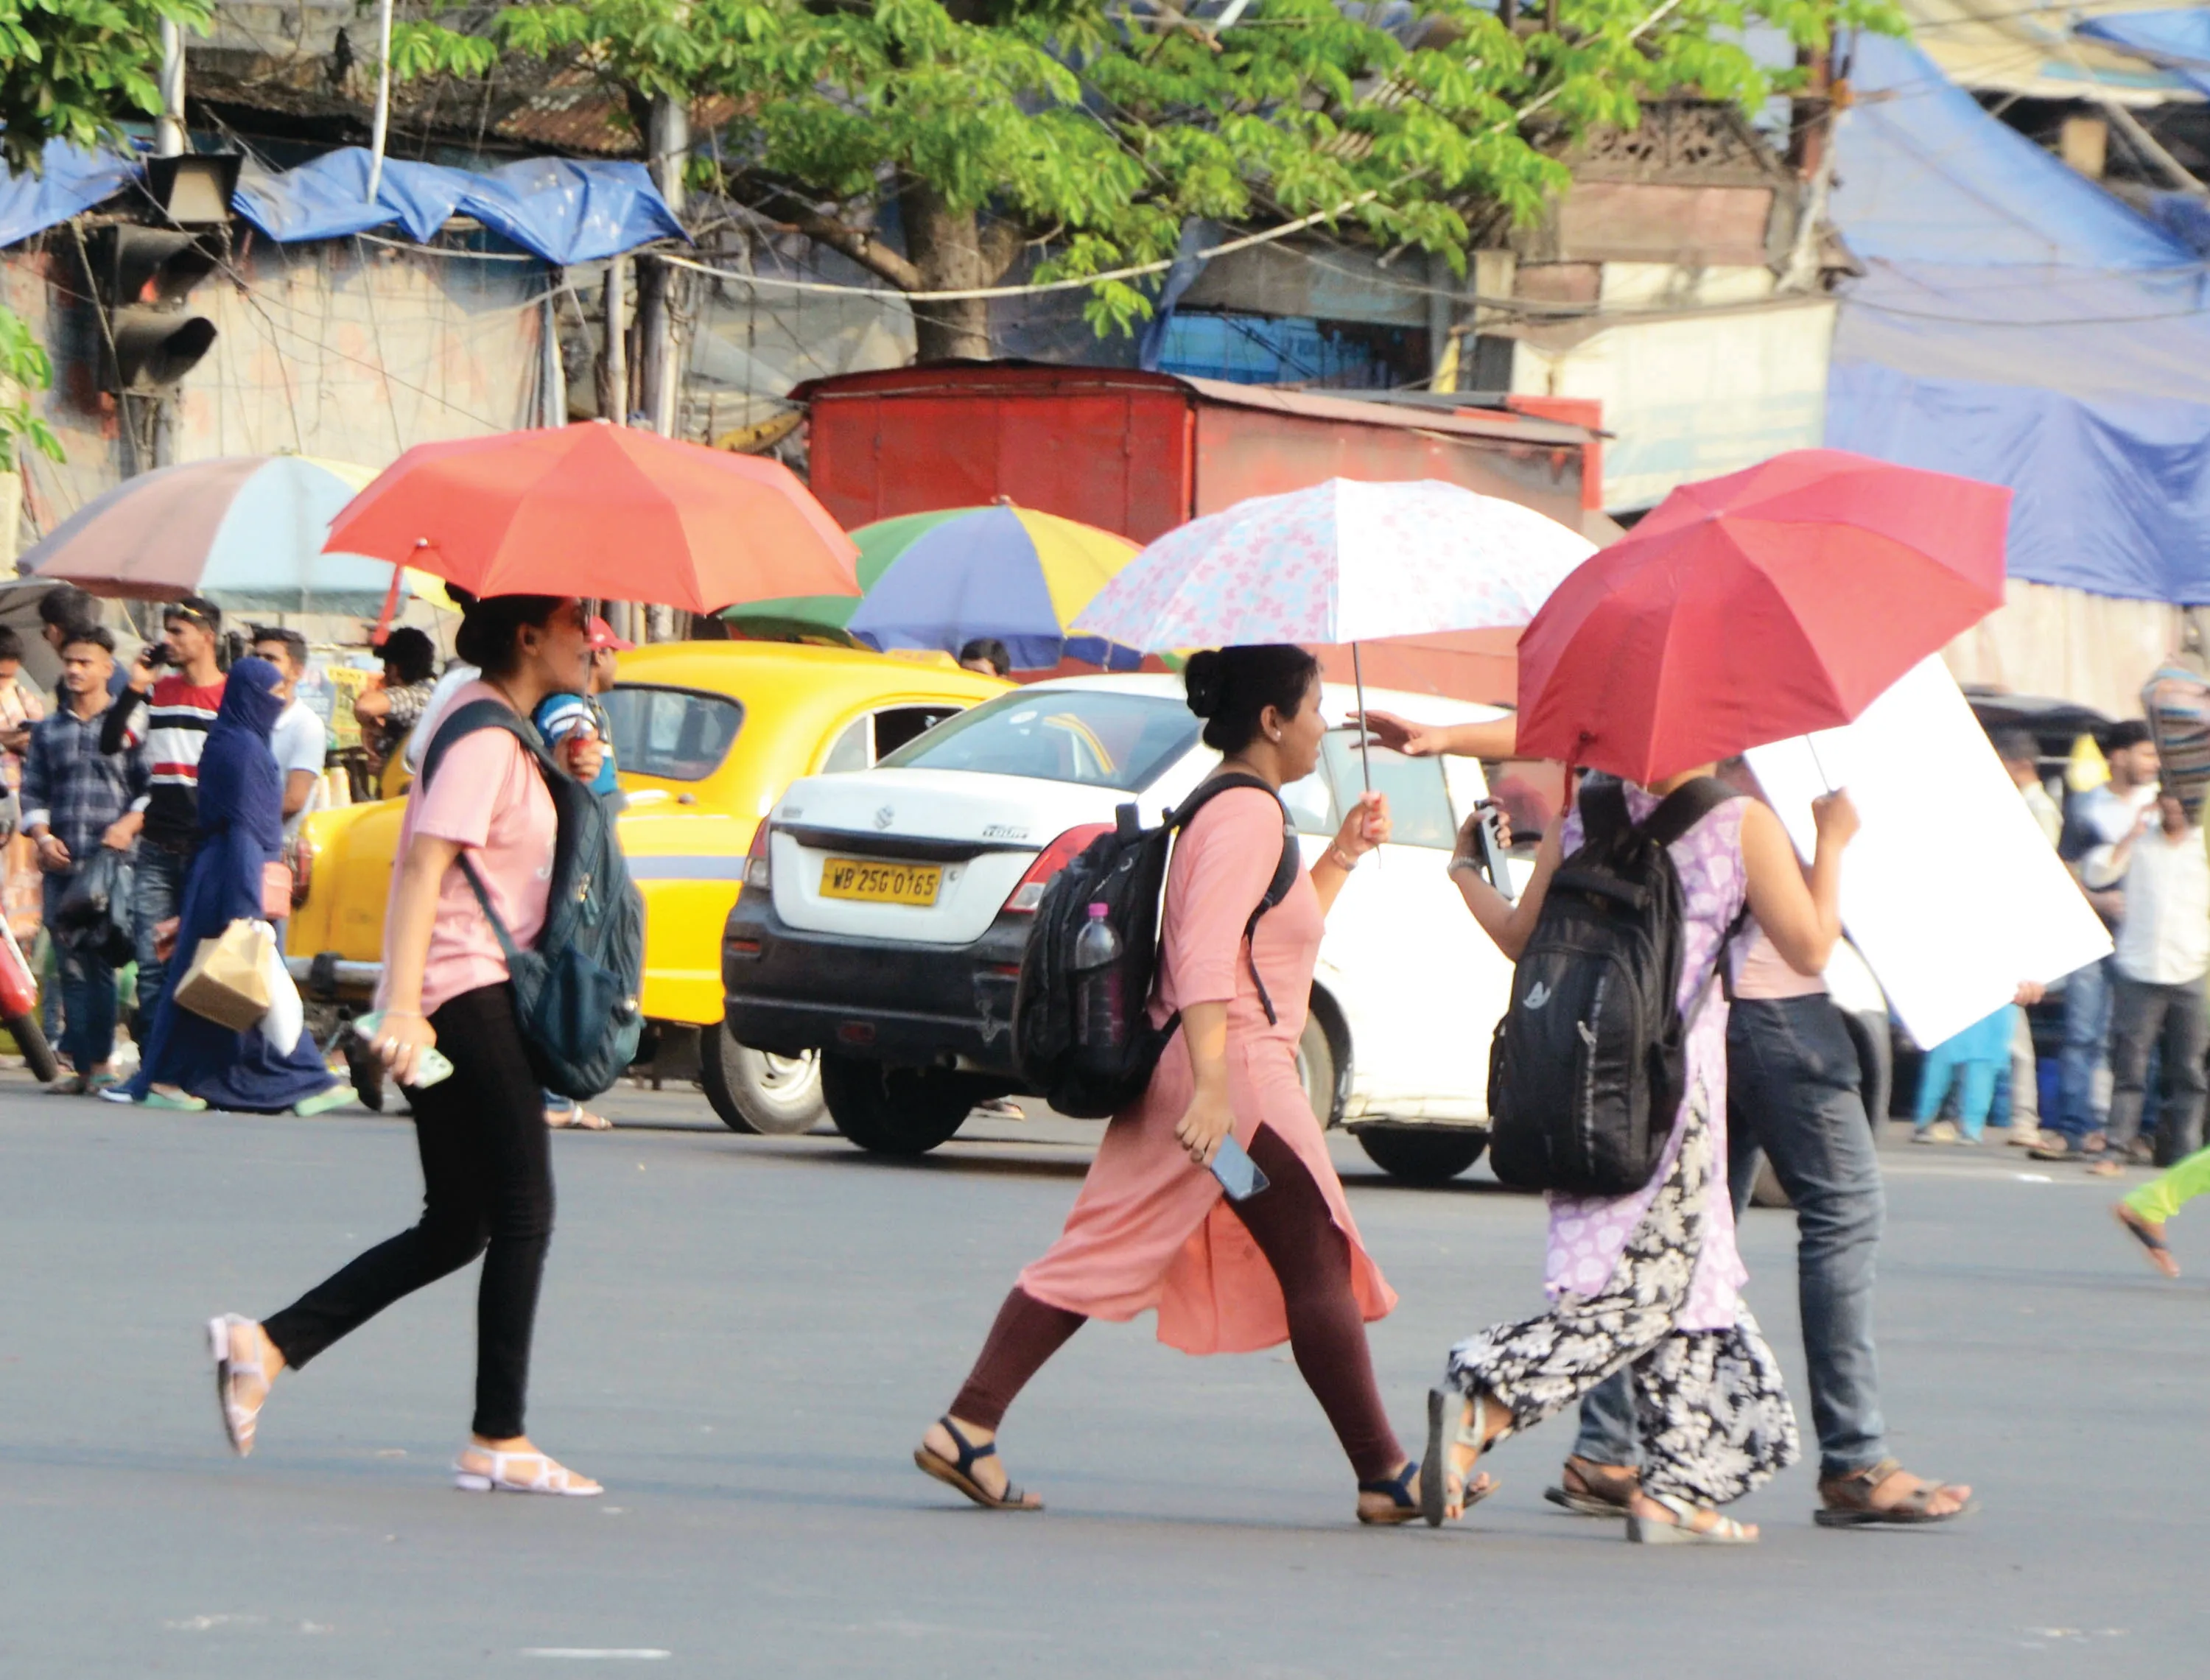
[876,689,1201,792]
[602,685,744,782]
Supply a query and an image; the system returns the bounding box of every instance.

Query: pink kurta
[1019,785,1397,1354]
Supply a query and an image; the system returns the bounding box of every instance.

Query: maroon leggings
[949,1125,1404,1483]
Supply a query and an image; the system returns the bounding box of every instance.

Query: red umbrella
[323,423,860,614]
[1516,450,2010,784]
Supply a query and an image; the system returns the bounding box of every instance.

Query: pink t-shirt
[379,683,557,1017]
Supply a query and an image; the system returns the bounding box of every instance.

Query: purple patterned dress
[1443,785,1800,1507]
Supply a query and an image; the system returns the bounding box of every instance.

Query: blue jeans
[1572,995,1888,1479]
[43,871,118,1075]
[2055,955,2114,1142]
[130,842,187,1044]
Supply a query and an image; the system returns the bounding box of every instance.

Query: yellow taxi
[284,641,1007,1131]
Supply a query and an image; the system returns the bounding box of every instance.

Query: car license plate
[820,857,942,907]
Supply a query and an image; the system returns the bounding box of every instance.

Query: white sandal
[1421,1386,1502,1526]
[453,1446,603,1497]
[208,1314,269,1458]
[1627,1491,1756,1545]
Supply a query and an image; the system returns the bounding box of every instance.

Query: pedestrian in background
[916,646,1417,1523]
[535,613,629,1132]
[36,586,128,699]
[208,594,606,1497]
[250,628,326,844]
[21,628,141,1094]
[2081,792,2208,1175]
[101,594,226,1045]
[0,625,49,941]
[1554,761,1970,1530]
[351,627,439,776]
[1996,729,2058,1146]
[2038,720,2160,1162]
[119,658,345,1117]
[1427,770,1858,1543]
[957,637,1011,679]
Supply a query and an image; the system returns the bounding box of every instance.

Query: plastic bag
[53,847,135,967]
[258,921,304,1055]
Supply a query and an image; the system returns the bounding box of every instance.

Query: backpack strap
[1642,776,1739,849]
[417,698,565,963]
[1171,771,1302,1027]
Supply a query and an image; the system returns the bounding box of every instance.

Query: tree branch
[755,187,922,291]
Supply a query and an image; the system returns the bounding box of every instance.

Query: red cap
[587,615,635,652]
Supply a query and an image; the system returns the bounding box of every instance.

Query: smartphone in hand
[351,1009,456,1088]
[1209,1133,1271,1202]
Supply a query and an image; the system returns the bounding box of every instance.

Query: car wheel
[1295,1011,1343,1128]
[701,1022,824,1136]
[1355,1126,1487,1184]
[819,1054,972,1156]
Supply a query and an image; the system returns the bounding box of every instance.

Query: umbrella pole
[1807,739,1836,793]
[1352,640,1373,795]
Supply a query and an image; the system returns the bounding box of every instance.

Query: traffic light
[88,223,219,393]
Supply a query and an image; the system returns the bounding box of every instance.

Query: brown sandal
[1545,1455,1640,1516]
[1814,1458,1974,1527]
[914,1416,1042,1512]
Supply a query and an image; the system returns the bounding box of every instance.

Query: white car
[722,673,1526,1181]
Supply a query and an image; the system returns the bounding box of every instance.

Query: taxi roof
[613,639,1009,706]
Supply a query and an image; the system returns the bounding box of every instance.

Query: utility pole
[155,22,186,159]
[637,93,690,641]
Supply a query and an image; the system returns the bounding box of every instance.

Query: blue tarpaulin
[4,142,683,265]
[231,147,685,264]
[2077,11,2210,98]
[0,141,138,248]
[1824,33,2210,603]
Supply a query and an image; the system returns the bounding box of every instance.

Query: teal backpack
[419,700,645,1098]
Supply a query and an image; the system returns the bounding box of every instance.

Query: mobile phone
[351,1009,455,1088]
[1209,1133,1271,1202]
[138,642,172,668]
[1477,806,1517,904]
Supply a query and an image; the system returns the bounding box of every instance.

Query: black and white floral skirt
[1445,1103,1800,1505]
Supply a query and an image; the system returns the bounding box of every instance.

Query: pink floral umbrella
[1073,477,1595,784]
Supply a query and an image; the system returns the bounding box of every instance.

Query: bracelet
[1447,854,1481,876]
[1327,843,1361,871]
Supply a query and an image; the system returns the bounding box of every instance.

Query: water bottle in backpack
[1072,903,1124,1054]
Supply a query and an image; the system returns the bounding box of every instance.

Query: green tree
[0,0,212,468]
[402,0,1894,361]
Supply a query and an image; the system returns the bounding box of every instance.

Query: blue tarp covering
[231,147,684,264]
[2078,10,2210,98]
[4,142,682,265]
[0,141,138,248]
[1824,33,2210,603]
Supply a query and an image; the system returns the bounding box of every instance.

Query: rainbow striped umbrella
[736,502,1136,670]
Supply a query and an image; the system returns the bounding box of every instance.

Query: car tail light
[1001,823,1112,914]
[743,820,771,891]
[287,832,314,909]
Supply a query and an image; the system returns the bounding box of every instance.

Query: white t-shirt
[2110,826,2210,985]
[269,698,326,842]
[403,664,482,776]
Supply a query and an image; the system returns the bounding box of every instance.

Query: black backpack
[420,700,646,1100]
[1487,776,1741,1196]
[1014,773,1300,1120]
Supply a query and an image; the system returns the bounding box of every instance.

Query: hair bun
[1183,650,1227,718]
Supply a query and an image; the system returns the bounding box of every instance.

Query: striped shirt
[101,674,224,848]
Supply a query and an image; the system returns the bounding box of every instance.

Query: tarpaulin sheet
[231,147,685,264]
[2077,10,2210,97]
[0,141,137,249]
[1824,33,2210,604]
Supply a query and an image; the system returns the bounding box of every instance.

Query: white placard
[1745,657,2113,1049]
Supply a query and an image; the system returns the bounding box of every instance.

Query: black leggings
[262,984,554,1441]
[950,1125,1404,1483]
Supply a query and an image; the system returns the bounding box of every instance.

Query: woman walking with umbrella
[1418,449,2010,1542]
[914,645,1420,1522]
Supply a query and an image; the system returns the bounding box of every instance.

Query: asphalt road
[5,1075,2205,1678]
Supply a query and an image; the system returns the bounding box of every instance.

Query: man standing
[2082,792,2209,1175]
[99,594,225,1043]
[35,586,129,698]
[250,628,326,843]
[22,629,144,1094]
[2036,722,2161,1162]
[1996,729,2059,1145]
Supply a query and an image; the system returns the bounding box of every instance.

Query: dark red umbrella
[1516,450,2010,784]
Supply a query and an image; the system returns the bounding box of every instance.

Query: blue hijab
[128,656,335,1111]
